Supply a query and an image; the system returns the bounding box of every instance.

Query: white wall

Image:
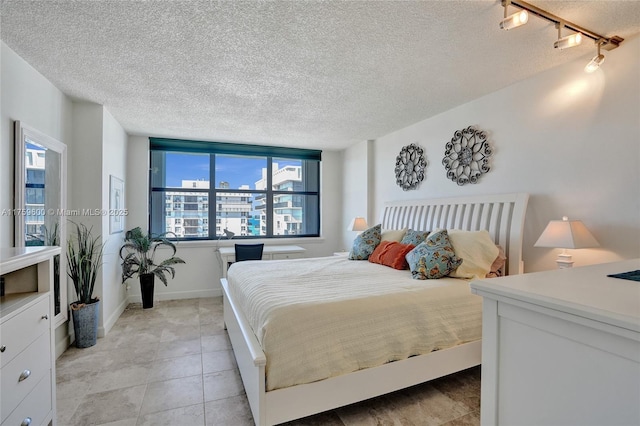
[124,136,344,303]
[69,102,105,340]
[0,43,73,247]
[347,36,640,272]
[70,103,128,336]
[100,108,128,334]
[341,139,374,251]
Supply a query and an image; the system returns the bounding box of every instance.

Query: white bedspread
[227,256,482,391]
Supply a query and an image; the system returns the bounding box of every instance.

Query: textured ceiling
[1,1,639,151]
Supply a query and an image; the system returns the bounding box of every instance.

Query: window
[149,138,321,240]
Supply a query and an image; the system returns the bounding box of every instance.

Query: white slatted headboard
[380,193,529,275]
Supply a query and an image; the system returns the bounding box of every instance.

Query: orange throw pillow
[369,241,415,270]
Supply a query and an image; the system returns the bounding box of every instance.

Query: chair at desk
[234,243,264,262]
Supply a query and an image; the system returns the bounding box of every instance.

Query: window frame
[149,138,321,240]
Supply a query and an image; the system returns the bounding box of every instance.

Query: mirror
[14,121,68,326]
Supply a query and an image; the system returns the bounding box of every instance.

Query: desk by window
[219,245,306,278]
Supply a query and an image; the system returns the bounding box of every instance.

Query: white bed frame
[221,192,529,425]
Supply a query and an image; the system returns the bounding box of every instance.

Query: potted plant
[67,222,103,348]
[119,227,185,309]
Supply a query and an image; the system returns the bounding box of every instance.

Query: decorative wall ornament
[442,126,492,186]
[395,143,427,191]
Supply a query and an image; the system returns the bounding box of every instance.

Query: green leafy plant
[119,227,185,286]
[44,222,59,246]
[67,222,103,306]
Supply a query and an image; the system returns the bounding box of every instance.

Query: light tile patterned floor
[56,297,480,426]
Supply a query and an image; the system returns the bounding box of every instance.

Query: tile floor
[56,297,481,426]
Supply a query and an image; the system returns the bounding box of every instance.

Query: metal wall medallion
[442,126,492,186]
[395,143,427,191]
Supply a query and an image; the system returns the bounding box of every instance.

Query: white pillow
[447,229,499,280]
[381,228,407,242]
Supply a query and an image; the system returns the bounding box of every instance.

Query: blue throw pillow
[405,229,462,279]
[348,224,382,260]
[400,229,430,246]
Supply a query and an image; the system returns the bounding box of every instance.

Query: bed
[221,192,529,425]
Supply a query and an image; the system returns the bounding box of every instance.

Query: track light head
[585,41,605,73]
[500,9,528,30]
[585,54,605,73]
[554,32,583,49]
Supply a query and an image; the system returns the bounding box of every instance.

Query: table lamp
[347,217,368,233]
[534,216,599,268]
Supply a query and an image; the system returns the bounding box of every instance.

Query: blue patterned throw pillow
[400,229,430,246]
[405,229,462,279]
[348,224,382,260]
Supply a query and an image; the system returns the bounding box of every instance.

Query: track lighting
[500,10,528,30]
[500,4,528,31]
[554,33,582,49]
[585,41,605,73]
[554,24,582,49]
[499,0,623,72]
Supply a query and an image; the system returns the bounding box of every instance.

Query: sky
[164,153,299,189]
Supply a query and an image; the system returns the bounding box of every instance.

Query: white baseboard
[126,288,221,305]
[99,297,129,337]
[55,334,70,359]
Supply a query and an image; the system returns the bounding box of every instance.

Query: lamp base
[556,253,574,269]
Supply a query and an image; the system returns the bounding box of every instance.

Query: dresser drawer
[0,297,50,368]
[271,252,304,260]
[0,332,51,424]
[1,373,51,426]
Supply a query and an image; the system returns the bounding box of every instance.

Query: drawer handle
[18,369,31,382]
[41,314,49,320]
[21,418,32,426]
[0,345,6,353]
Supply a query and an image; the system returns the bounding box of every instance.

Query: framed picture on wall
[109,175,124,234]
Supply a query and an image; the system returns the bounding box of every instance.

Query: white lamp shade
[534,217,599,249]
[347,217,368,232]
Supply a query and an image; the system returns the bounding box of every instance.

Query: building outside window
[24,144,46,244]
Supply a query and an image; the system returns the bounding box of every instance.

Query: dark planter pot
[140,273,155,309]
[70,299,100,348]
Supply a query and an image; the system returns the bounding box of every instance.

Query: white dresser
[219,245,306,278]
[470,259,640,426]
[1,247,59,426]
